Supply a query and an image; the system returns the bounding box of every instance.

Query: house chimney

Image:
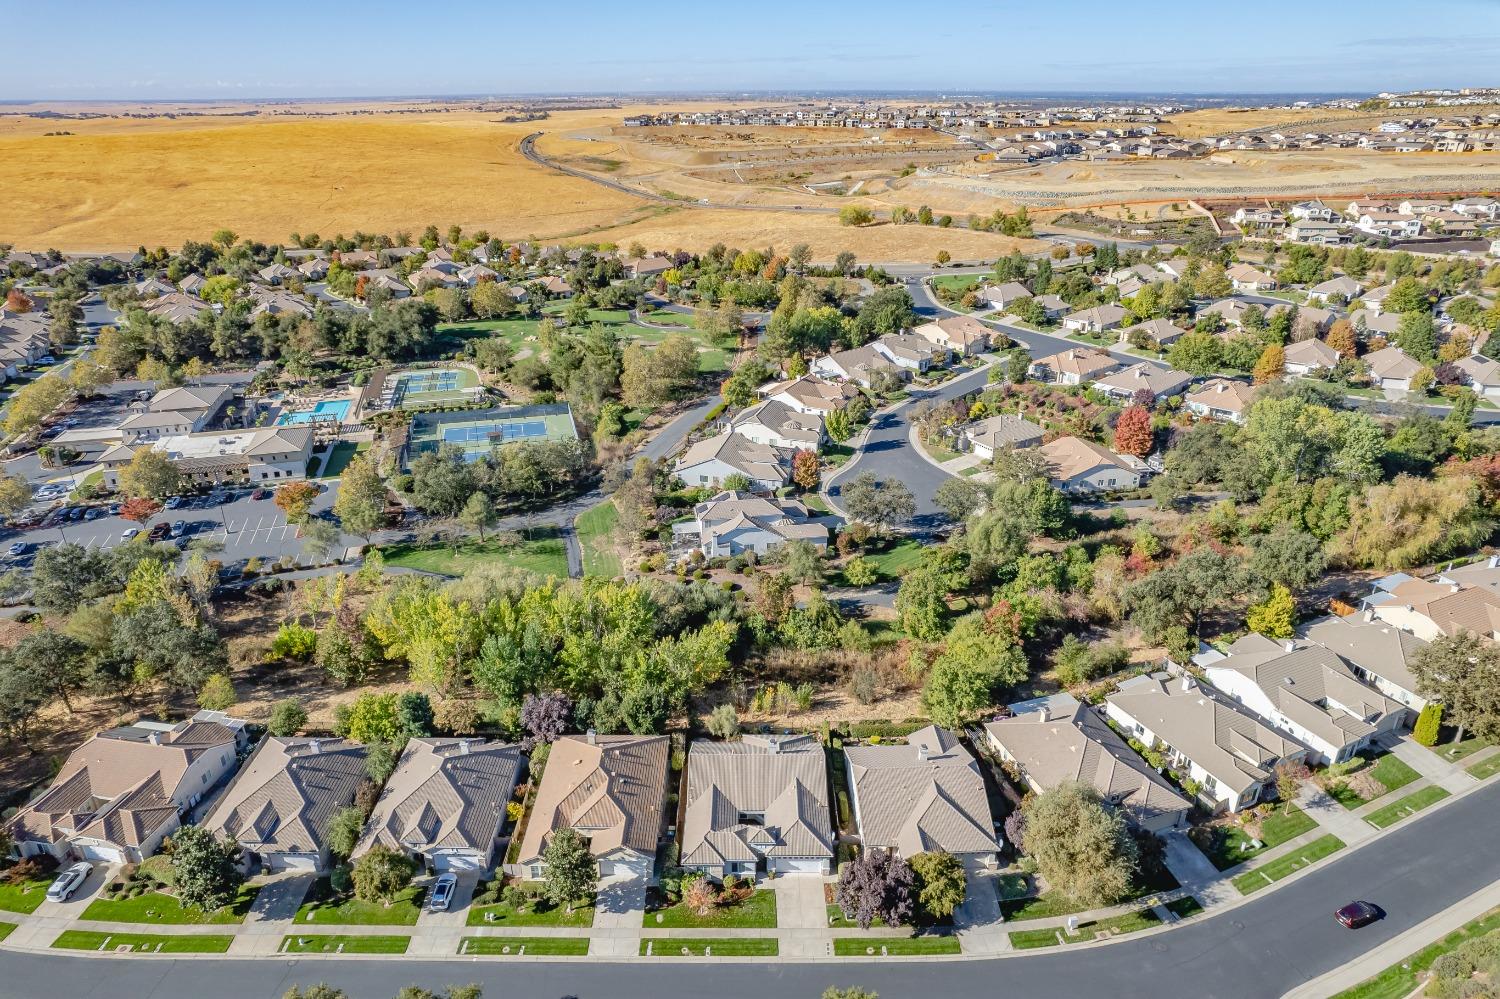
[1363,608,1375,622]
[1180,675,1195,693]
[459,740,472,755]
[1283,639,1296,652]
[148,731,162,746]
[307,738,322,754]
[917,743,930,762]
[586,728,597,746]
[1489,554,1500,569]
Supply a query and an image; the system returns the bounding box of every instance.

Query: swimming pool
[278,399,350,425]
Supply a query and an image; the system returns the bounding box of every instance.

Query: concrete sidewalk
[1298,784,1377,847]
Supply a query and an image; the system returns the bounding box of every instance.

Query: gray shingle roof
[680,735,834,868]
[353,738,522,859]
[845,726,996,857]
[203,737,367,857]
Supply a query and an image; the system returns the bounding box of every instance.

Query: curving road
[2,780,1496,999]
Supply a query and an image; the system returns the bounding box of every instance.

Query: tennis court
[381,367,480,409]
[406,403,578,464]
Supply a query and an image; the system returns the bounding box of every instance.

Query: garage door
[79,844,124,864]
[434,853,486,873]
[268,853,320,872]
[599,855,650,879]
[772,858,827,875]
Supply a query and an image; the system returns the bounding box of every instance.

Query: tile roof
[1364,346,1422,380]
[680,735,834,868]
[1185,378,1256,414]
[1038,435,1136,481]
[1093,361,1192,397]
[845,726,996,856]
[1300,614,1427,697]
[1031,347,1120,379]
[675,430,793,485]
[730,399,822,448]
[1385,578,1500,638]
[761,374,860,413]
[517,734,668,863]
[354,738,521,858]
[204,737,367,857]
[963,413,1044,451]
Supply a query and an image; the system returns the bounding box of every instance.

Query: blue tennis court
[441,420,547,444]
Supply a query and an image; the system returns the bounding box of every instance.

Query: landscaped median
[0,921,15,943]
[1365,786,1451,829]
[833,936,961,956]
[280,935,410,954]
[639,938,779,957]
[459,936,590,956]
[1232,834,1346,895]
[51,930,234,954]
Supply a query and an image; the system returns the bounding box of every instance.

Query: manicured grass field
[52,931,234,953]
[1008,927,1067,950]
[1062,908,1160,944]
[80,885,259,925]
[1326,752,1421,809]
[465,896,596,928]
[1232,834,1345,895]
[930,275,980,298]
[575,499,622,579]
[317,441,365,479]
[0,877,54,914]
[380,528,569,578]
[295,881,424,926]
[999,892,1090,922]
[1467,753,1500,780]
[640,937,779,956]
[1364,786,1450,829]
[461,936,590,956]
[643,889,777,929]
[281,934,410,954]
[1331,908,1500,999]
[833,935,961,956]
[1192,805,1319,871]
[863,539,925,579]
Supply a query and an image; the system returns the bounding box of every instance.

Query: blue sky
[1,0,1496,99]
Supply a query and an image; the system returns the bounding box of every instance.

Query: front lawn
[828,903,892,929]
[281,934,410,954]
[1430,735,1492,763]
[640,937,779,956]
[1468,754,1500,780]
[80,884,259,925]
[1331,907,1500,999]
[1061,908,1160,944]
[379,529,569,578]
[643,888,777,929]
[575,499,622,579]
[0,876,55,915]
[1009,927,1068,950]
[1364,786,1450,829]
[1324,752,1420,809]
[833,935,961,956]
[1191,805,1318,871]
[465,894,596,928]
[294,880,424,926]
[52,930,234,953]
[1166,896,1204,919]
[460,936,590,956]
[1232,834,1345,895]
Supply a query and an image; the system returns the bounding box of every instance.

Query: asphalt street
[1,777,1494,999]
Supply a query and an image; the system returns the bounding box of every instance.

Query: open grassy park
[380,527,570,577]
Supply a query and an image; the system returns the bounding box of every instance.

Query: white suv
[46,862,93,902]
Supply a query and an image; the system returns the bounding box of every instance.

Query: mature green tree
[326,806,367,860]
[541,828,598,913]
[0,470,33,518]
[1020,782,1138,906]
[895,565,949,641]
[1410,632,1500,740]
[407,445,478,516]
[1123,547,1245,643]
[267,698,308,736]
[170,825,244,911]
[112,600,226,694]
[933,477,986,523]
[118,449,185,500]
[840,472,915,535]
[1337,474,1493,570]
[352,845,415,902]
[332,454,388,541]
[1247,525,1327,594]
[459,493,498,541]
[909,851,967,919]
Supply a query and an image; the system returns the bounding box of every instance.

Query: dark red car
[1336,901,1382,928]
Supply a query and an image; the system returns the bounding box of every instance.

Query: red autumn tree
[791,448,820,492]
[119,497,162,524]
[1113,406,1154,459]
[4,288,33,313]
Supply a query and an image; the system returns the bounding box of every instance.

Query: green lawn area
[924,438,962,463]
[52,931,234,953]
[636,308,695,328]
[317,441,365,479]
[1365,786,1450,829]
[1232,834,1345,895]
[0,876,54,914]
[0,921,15,942]
[1325,752,1421,809]
[461,936,590,956]
[281,934,410,954]
[640,937,779,956]
[1434,736,1495,763]
[1062,908,1160,944]
[821,443,856,467]
[802,493,830,513]
[1467,753,1500,780]
[1331,908,1500,999]
[1166,896,1204,919]
[930,275,980,298]
[861,539,925,580]
[643,889,777,929]
[466,896,596,928]
[80,885,259,925]
[1191,805,1319,871]
[827,904,892,929]
[833,935,961,956]
[379,528,569,578]
[1009,926,1068,950]
[575,499,622,579]
[294,881,424,926]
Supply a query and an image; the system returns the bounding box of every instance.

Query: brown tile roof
[353,738,521,859]
[517,734,668,864]
[203,737,367,857]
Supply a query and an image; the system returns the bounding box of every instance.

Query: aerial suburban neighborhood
[1,9,1500,999]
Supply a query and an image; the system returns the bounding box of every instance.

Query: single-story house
[1028,347,1121,385]
[1106,673,1312,813]
[984,693,1190,832]
[680,734,835,879]
[674,430,793,492]
[912,314,991,356]
[1363,346,1423,391]
[1306,276,1363,303]
[1200,634,1404,765]
[1226,263,1277,292]
[203,737,368,872]
[1092,362,1192,403]
[1038,435,1147,492]
[1283,338,1342,376]
[1184,378,1255,423]
[844,726,998,864]
[678,490,827,558]
[351,738,522,873]
[978,282,1033,310]
[6,715,245,864]
[962,413,1044,459]
[1120,318,1188,347]
[512,732,668,880]
[1300,614,1430,719]
[1349,309,1402,337]
[1450,355,1500,401]
[1362,285,1396,314]
[1033,294,1070,318]
[1362,575,1500,642]
[258,263,299,285]
[758,374,861,415]
[1062,304,1129,334]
